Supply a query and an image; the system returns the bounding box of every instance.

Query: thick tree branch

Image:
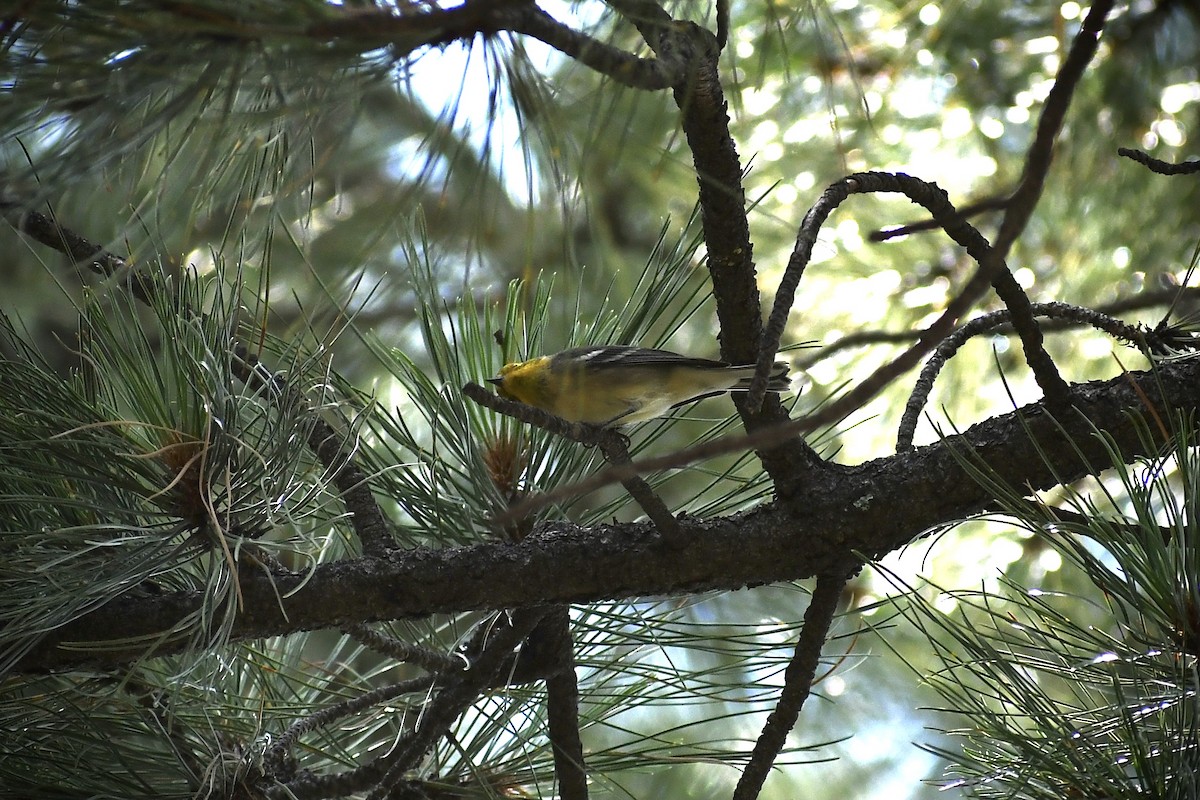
[662,20,822,490]
[668,24,759,364]
[17,357,1200,674]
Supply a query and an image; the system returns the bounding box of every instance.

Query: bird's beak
[486,377,503,386]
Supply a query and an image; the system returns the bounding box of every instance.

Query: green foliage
[880,409,1200,798]
[0,268,343,674]
[0,218,835,797]
[2,1,1200,799]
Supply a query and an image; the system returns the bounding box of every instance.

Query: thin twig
[1021,501,1176,546]
[1118,147,1200,176]
[867,193,1012,242]
[595,432,684,543]
[544,606,588,800]
[992,0,1114,258]
[797,285,1200,371]
[343,623,463,673]
[732,573,847,800]
[896,301,1165,451]
[964,0,1115,408]
[462,382,682,542]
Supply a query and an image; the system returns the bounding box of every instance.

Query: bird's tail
[730,361,790,393]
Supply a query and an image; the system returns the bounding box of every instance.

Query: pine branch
[276,608,550,800]
[361,608,549,800]
[462,382,683,542]
[1,200,160,305]
[232,346,397,558]
[16,354,1200,673]
[264,674,438,784]
[4,198,400,560]
[342,623,462,674]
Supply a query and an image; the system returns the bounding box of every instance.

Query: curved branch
[754,0,1115,413]
[797,286,1200,371]
[1118,147,1200,176]
[896,302,1162,451]
[753,172,1069,422]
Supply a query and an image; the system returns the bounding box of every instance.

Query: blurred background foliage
[2,0,1199,798]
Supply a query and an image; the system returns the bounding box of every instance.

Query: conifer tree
[2,2,1199,798]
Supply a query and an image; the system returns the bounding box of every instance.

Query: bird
[487,345,790,427]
